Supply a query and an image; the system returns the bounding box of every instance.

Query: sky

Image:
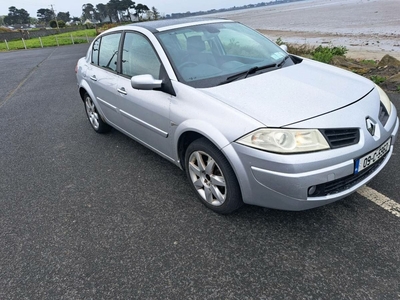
[0,0,263,19]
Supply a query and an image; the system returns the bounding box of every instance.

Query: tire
[84,93,111,133]
[185,138,243,214]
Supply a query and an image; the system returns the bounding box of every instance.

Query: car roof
[113,17,233,33]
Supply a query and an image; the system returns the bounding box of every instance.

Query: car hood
[200,59,374,127]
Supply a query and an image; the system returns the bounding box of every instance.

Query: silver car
[76,18,398,214]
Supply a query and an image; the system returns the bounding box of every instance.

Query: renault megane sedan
[76,18,398,214]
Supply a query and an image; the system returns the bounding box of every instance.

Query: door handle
[90,75,97,81]
[117,87,127,95]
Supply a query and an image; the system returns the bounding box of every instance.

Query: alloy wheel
[188,150,227,206]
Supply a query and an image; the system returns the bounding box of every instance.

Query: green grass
[275,38,347,63]
[360,59,377,66]
[370,75,386,85]
[311,45,347,64]
[0,29,96,51]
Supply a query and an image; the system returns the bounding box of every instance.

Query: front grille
[379,102,389,126]
[320,128,360,149]
[309,153,388,197]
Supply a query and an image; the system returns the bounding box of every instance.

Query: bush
[274,38,315,57]
[312,45,347,64]
[370,75,386,85]
[275,37,284,46]
[49,20,66,28]
[49,20,57,28]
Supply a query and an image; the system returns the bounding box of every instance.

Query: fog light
[308,185,317,196]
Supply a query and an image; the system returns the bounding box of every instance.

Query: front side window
[94,33,121,72]
[157,22,292,88]
[121,32,162,79]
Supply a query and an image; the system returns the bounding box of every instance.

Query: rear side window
[91,38,100,65]
[92,33,121,72]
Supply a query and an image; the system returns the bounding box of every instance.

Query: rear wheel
[185,138,243,214]
[84,93,111,133]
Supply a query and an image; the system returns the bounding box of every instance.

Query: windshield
[156,21,293,88]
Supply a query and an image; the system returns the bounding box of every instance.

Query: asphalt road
[1,44,399,299]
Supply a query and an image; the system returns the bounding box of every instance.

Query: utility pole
[50,4,60,29]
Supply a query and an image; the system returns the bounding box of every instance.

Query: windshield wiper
[219,62,277,85]
[276,55,290,68]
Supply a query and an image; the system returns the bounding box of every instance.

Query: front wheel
[185,138,243,214]
[84,93,111,133]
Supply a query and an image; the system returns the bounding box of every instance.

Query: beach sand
[214,0,400,60]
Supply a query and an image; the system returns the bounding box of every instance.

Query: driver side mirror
[131,74,163,90]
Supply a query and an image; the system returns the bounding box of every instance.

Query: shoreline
[258,29,400,61]
[213,0,400,61]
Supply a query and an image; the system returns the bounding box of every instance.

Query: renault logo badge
[366,118,376,136]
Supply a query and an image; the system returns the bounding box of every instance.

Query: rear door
[87,32,123,128]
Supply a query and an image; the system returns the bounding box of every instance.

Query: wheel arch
[175,120,232,170]
[78,82,109,126]
[79,86,87,101]
[78,80,93,102]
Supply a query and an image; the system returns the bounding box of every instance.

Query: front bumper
[224,116,399,211]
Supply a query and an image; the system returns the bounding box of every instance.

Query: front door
[117,31,173,160]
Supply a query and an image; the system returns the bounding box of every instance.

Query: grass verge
[0,29,96,51]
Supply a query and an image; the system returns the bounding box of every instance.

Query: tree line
[83,1,160,23]
[1,1,159,27]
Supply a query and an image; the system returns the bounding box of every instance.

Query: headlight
[237,128,330,154]
[376,84,392,115]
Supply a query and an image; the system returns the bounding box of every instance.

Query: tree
[82,3,95,20]
[96,3,109,22]
[18,8,30,23]
[30,17,38,25]
[4,6,30,25]
[151,6,160,20]
[120,0,135,21]
[134,3,149,21]
[57,11,70,22]
[106,0,122,23]
[37,8,54,24]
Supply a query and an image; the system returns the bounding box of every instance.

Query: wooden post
[4,39,9,51]
[71,34,74,45]
[22,38,27,50]
[39,37,43,48]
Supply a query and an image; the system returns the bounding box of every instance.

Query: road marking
[357,186,400,217]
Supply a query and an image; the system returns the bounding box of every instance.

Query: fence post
[71,34,74,45]
[86,33,89,43]
[22,38,27,50]
[39,37,43,48]
[56,36,59,47]
[5,39,9,51]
